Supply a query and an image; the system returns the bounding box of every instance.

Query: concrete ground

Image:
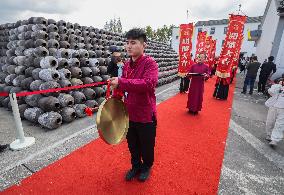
[218,73,284,195]
[1,74,284,194]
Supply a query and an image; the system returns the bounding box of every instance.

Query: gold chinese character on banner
[227,41,236,48]
[225,50,233,57]
[181,60,188,66]
[182,45,190,52]
[182,53,188,59]
[229,32,238,39]
[198,42,204,47]
[182,38,190,44]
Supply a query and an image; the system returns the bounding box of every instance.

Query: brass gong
[96,97,129,145]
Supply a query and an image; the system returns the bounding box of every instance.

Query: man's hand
[109,77,119,89]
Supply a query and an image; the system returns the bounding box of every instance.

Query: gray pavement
[218,73,284,195]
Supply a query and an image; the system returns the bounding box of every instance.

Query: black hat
[109,45,120,53]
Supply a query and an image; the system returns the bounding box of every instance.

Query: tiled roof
[195,16,263,26]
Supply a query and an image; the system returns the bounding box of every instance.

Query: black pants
[258,75,269,93]
[127,116,157,171]
[180,77,190,93]
[213,82,229,100]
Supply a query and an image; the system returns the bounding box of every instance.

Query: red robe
[187,63,210,112]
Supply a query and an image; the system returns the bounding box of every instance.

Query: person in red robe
[186,53,210,115]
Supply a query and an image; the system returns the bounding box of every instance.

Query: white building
[171,16,262,57]
[254,0,284,79]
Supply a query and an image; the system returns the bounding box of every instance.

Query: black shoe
[138,168,151,182]
[0,144,8,153]
[249,91,253,95]
[241,91,246,94]
[188,110,194,114]
[125,168,140,181]
[188,110,198,115]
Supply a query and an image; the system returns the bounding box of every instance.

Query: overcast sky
[0,0,268,30]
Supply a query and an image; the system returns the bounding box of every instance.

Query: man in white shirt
[265,81,284,147]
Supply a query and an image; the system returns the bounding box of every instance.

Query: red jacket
[118,55,158,123]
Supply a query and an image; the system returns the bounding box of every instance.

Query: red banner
[194,31,207,60]
[231,35,243,68]
[216,14,247,78]
[204,37,216,68]
[178,23,194,77]
[204,36,212,59]
[209,39,217,68]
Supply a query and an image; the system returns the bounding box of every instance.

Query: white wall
[256,0,279,64]
[192,24,228,56]
[242,23,259,56]
[171,27,180,53]
[274,28,284,79]
[171,22,260,58]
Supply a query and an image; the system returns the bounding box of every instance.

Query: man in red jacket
[110,28,158,182]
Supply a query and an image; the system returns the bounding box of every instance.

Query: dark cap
[109,45,120,53]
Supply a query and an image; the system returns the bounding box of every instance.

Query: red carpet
[3,78,235,195]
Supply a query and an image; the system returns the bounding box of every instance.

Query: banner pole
[9,93,35,150]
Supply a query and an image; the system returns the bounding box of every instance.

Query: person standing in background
[241,56,261,95]
[258,56,277,94]
[107,46,123,78]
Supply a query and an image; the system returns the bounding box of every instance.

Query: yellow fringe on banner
[215,71,230,78]
[178,72,188,78]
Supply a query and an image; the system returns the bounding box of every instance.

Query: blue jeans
[243,76,256,94]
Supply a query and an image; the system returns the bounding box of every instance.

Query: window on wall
[210,27,215,35]
[222,40,225,46]
[224,27,228,34]
[198,28,202,32]
[176,35,179,40]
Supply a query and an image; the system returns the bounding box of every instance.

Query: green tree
[145,26,155,40]
[144,25,174,43]
[117,18,123,33]
[103,17,123,33]
[103,22,109,31]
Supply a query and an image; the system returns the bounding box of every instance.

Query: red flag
[178,23,194,77]
[209,39,217,68]
[231,35,243,69]
[216,14,247,78]
[204,36,212,59]
[194,31,207,60]
[204,37,216,68]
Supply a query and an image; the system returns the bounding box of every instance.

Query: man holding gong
[109,28,158,182]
